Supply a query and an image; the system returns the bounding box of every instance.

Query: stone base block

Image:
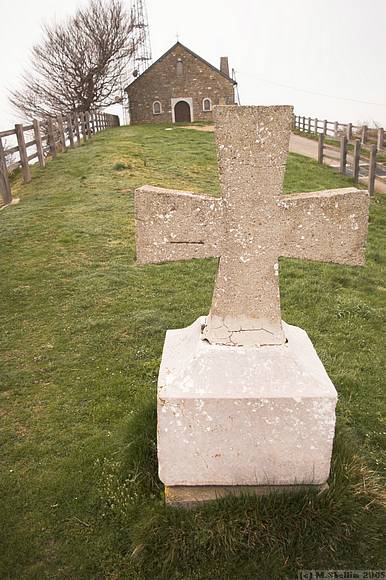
[165,483,328,508]
[158,317,337,492]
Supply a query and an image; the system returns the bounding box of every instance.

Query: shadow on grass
[99,397,385,580]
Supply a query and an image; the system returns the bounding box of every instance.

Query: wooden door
[174,101,191,123]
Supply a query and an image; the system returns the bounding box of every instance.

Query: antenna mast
[121,0,152,124]
[232,68,241,105]
[131,0,152,76]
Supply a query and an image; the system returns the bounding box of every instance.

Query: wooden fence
[293,114,384,149]
[0,110,120,207]
[293,114,385,195]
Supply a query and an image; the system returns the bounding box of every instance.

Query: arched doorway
[174,100,191,123]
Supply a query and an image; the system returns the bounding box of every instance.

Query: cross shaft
[135,106,369,346]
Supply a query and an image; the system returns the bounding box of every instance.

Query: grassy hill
[0,124,385,579]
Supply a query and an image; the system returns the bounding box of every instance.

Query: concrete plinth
[165,483,328,509]
[158,317,337,503]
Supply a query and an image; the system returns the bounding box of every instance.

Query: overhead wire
[236,72,386,108]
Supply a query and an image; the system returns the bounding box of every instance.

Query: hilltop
[0,124,385,578]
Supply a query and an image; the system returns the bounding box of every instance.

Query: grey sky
[1,0,385,131]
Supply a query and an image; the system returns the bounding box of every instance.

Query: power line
[238,72,386,108]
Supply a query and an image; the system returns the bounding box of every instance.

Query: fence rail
[293,114,384,149]
[293,114,385,195]
[0,110,120,207]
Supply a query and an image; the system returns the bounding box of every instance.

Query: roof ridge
[125,41,237,90]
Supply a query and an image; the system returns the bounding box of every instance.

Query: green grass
[0,124,385,579]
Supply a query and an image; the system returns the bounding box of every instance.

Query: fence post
[361,125,368,144]
[334,121,339,138]
[67,115,75,148]
[318,133,324,164]
[90,112,95,134]
[47,118,57,158]
[15,124,32,183]
[0,138,12,205]
[314,118,318,134]
[32,119,45,168]
[346,122,352,141]
[340,135,347,174]
[96,112,100,132]
[368,144,377,196]
[85,112,91,138]
[57,114,67,152]
[79,112,85,141]
[353,139,361,183]
[323,119,327,135]
[307,117,311,132]
[80,112,86,141]
[84,112,89,140]
[74,114,81,145]
[377,128,384,150]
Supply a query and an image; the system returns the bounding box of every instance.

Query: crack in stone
[203,319,279,347]
[169,240,205,245]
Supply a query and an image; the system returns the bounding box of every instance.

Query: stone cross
[135,106,369,346]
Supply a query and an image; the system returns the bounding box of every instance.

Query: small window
[176,59,183,77]
[153,101,162,115]
[203,98,212,112]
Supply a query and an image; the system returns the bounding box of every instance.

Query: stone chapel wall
[126,44,235,124]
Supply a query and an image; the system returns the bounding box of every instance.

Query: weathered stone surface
[135,105,369,346]
[158,317,337,487]
[135,186,224,264]
[134,105,370,506]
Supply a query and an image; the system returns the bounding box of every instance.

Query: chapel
[125,41,237,124]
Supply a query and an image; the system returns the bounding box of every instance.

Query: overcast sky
[1,0,385,131]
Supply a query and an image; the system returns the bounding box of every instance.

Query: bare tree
[10,0,142,118]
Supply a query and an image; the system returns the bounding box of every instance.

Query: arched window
[203,98,212,112]
[176,59,183,77]
[152,101,162,115]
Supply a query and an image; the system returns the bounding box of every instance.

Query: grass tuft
[112,160,132,171]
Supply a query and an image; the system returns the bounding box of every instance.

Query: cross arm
[134,185,224,264]
[279,188,369,265]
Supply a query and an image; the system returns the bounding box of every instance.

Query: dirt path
[179,125,214,132]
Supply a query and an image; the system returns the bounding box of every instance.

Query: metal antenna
[120,0,153,124]
[232,68,241,105]
[131,0,152,76]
